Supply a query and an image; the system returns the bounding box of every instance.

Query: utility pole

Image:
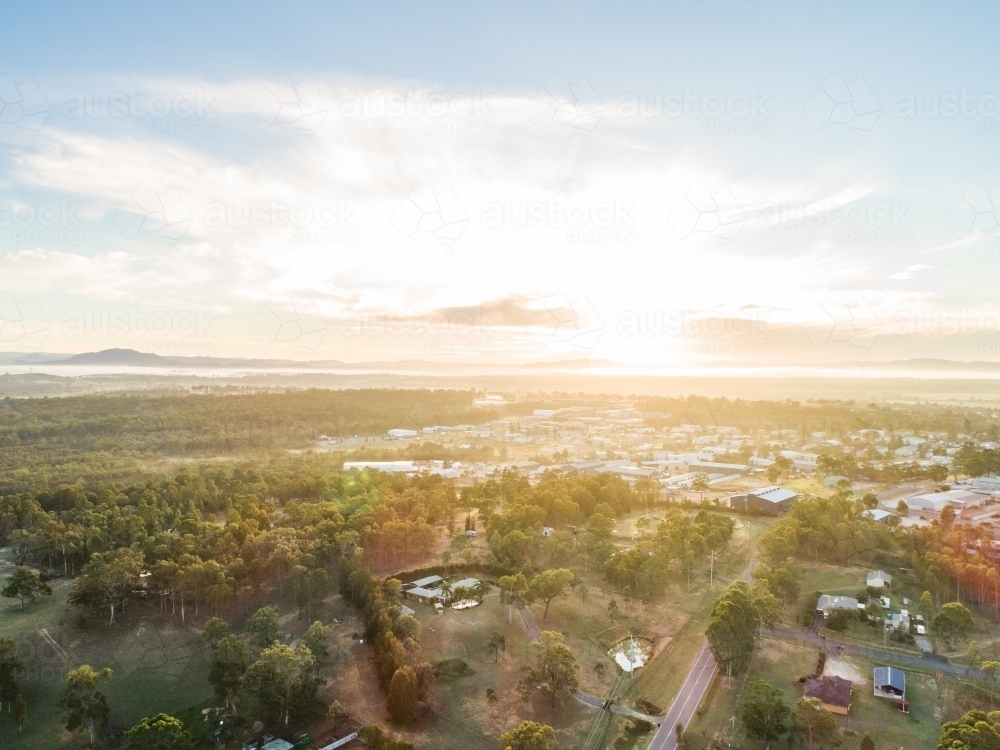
[711,549,715,586]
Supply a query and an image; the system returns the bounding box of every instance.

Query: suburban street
[646,643,718,750]
[766,626,968,678]
[645,556,756,750]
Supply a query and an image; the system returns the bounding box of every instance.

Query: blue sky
[2,1,1000,368]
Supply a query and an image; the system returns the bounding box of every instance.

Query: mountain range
[4,349,1000,373]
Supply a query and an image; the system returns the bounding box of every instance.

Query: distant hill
[10,348,611,371]
[0,352,74,365]
[56,349,172,366]
[9,349,1000,374]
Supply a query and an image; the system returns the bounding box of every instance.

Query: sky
[2,1,1000,370]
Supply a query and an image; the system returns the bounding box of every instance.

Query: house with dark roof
[874,666,905,700]
[804,675,852,715]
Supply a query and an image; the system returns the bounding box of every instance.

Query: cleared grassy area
[0,579,213,750]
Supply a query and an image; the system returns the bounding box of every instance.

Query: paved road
[645,557,756,750]
[766,626,972,678]
[647,643,717,750]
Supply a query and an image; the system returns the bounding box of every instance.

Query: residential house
[867,570,892,589]
[816,595,860,618]
[874,667,906,700]
[803,676,852,715]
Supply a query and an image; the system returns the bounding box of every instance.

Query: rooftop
[804,675,852,709]
[749,485,799,503]
[406,575,443,589]
[874,666,905,692]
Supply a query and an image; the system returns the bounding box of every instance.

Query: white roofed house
[404,575,443,590]
[862,508,894,524]
[867,570,892,589]
[816,595,859,618]
[404,586,443,604]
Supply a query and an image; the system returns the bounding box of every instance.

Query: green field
[0,574,213,750]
